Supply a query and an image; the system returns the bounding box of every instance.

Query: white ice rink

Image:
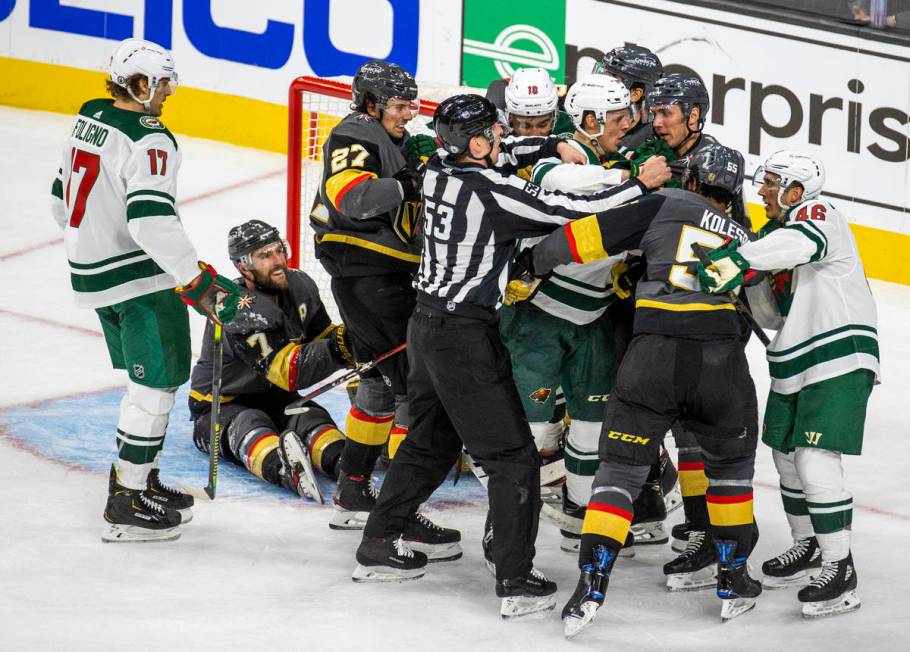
[1,105,908,651]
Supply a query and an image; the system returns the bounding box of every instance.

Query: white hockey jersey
[51,99,200,309]
[742,198,880,394]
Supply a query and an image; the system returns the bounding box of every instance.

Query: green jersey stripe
[801,220,829,261]
[768,324,877,358]
[551,270,611,294]
[538,282,613,311]
[769,334,879,379]
[68,249,147,270]
[71,258,166,293]
[127,189,175,202]
[127,200,178,220]
[52,178,63,200]
[531,162,559,185]
[785,222,826,262]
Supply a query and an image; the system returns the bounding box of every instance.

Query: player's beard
[252,265,289,293]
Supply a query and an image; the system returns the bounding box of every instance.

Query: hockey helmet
[650,74,710,128]
[753,150,826,206]
[504,67,559,118]
[681,144,745,197]
[351,60,418,112]
[564,74,631,138]
[598,45,663,92]
[228,220,290,267]
[108,38,177,111]
[434,94,499,156]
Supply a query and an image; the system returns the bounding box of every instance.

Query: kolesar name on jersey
[699,210,750,243]
[72,118,109,149]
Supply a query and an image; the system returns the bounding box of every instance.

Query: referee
[352,94,669,618]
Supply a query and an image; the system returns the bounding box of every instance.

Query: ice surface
[1,106,907,650]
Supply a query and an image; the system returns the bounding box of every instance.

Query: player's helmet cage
[108,38,177,111]
[228,220,292,268]
[434,94,499,156]
[650,74,710,129]
[682,144,745,196]
[564,74,631,139]
[753,150,826,207]
[504,67,559,119]
[598,46,663,92]
[351,60,418,113]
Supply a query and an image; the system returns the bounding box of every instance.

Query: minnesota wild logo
[140,115,165,129]
[529,387,552,404]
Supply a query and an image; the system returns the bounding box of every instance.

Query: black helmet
[351,60,418,112]
[599,45,662,91]
[434,94,499,156]
[682,144,745,196]
[228,219,284,264]
[650,74,710,127]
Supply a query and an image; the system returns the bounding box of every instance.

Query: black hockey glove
[393,159,425,202]
[611,254,646,301]
[326,324,357,368]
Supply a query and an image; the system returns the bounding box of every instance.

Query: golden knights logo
[529,387,552,404]
[805,431,823,446]
[392,200,422,243]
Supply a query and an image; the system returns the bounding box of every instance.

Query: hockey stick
[692,244,771,347]
[204,322,224,499]
[284,343,407,414]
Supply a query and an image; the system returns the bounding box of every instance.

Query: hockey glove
[696,239,752,294]
[393,159,425,202]
[176,262,241,325]
[405,134,438,165]
[504,248,549,305]
[633,139,681,188]
[611,254,646,301]
[326,324,357,368]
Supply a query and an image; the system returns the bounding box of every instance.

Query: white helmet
[108,38,177,112]
[754,150,826,207]
[564,74,631,138]
[504,67,559,118]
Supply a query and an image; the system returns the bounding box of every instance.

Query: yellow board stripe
[317,234,421,263]
[679,469,709,497]
[707,498,754,526]
[324,169,377,208]
[635,299,736,312]
[567,216,608,264]
[188,389,235,404]
[266,343,300,391]
[581,507,632,543]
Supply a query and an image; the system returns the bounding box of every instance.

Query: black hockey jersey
[189,270,344,411]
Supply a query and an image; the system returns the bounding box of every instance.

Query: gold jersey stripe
[317,233,421,263]
[635,299,736,312]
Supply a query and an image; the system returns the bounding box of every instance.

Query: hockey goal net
[286,75,476,320]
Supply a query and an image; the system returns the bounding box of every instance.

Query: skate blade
[631,521,669,546]
[282,431,324,504]
[666,565,718,592]
[664,486,683,515]
[540,459,566,487]
[178,508,193,524]
[761,569,817,589]
[801,591,861,618]
[563,601,600,639]
[406,541,463,563]
[500,594,557,619]
[329,508,369,531]
[351,564,425,583]
[101,523,181,543]
[618,546,636,559]
[720,597,756,621]
[540,502,581,534]
[540,487,563,506]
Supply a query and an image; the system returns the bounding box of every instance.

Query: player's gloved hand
[504,248,550,305]
[326,324,357,368]
[394,159,425,202]
[405,134,438,165]
[634,138,681,188]
[636,155,672,190]
[611,254,645,300]
[696,239,751,294]
[176,262,241,325]
[556,140,587,165]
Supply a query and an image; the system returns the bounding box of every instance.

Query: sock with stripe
[795,447,852,561]
[340,405,393,476]
[678,446,709,529]
[115,383,175,489]
[305,424,345,477]
[564,420,600,505]
[772,448,814,539]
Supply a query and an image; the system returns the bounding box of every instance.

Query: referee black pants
[363,305,542,580]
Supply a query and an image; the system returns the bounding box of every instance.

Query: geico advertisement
[563,0,909,232]
[0,0,462,104]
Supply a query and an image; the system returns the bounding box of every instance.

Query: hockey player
[309,60,425,530]
[50,38,239,542]
[486,68,573,142]
[188,220,355,500]
[698,150,878,619]
[353,94,657,619]
[512,144,763,635]
[596,45,663,151]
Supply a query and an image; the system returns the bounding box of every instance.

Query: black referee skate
[715,539,762,621]
[102,465,182,543]
[482,512,496,576]
[496,567,557,619]
[762,537,822,588]
[352,535,427,583]
[146,468,194,524]
[330,473,377,530]
[402,512,462,562]
[663,530,717,591]
[797,553,861,618]
[278,430,323,503]
[562,545,616,639]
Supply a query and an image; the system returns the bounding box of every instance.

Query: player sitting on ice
[188,220,357,501]
[699,151,878,619]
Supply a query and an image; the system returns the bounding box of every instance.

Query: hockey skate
[352,535,427,583]
[539,449,566,488]
[664,530,717,591]
[761,537,821,588]
[146,467,194,523]
[402,512,462,562]
[496,567,557,619]
[482,513,496,576]
[798,553,861,618]
[715,539,762,621]
[102,465,182,543]
[630,479,669,546]
[671,521,691,553]
[329,473,377,530]
[562,545,616,639]
[278,430,323,503]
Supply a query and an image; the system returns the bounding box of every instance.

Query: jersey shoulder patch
[79,99,178,148]
[225,287,283,335]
